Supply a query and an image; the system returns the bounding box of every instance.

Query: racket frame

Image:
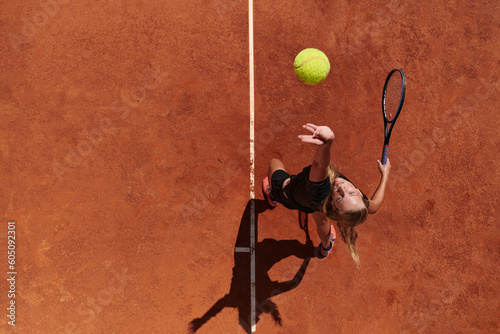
[381,68,406,164]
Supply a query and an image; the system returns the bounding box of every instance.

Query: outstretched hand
[298,123,334,146]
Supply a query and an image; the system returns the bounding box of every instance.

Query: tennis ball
[294,48,330,85]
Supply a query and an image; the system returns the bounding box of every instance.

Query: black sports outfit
[270,165,368,213]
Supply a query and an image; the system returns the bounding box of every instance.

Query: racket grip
[381,145,389,165]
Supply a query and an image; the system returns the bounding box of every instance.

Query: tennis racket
[381,68,406,165]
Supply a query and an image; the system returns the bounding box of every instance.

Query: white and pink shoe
[262,177,278,207]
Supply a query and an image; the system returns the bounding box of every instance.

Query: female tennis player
[262,123,391,266]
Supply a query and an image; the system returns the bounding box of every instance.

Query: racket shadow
[188,199,315,333]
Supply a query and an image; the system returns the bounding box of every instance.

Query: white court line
[248,0,256,332]
[235,247,251,253]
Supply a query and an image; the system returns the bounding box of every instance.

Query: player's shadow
[189,199,316,333]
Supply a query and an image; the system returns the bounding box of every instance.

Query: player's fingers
[298,135,314,142]
[299,138,312,144]
[299,136,323,145]
[313,128,325,138]
[302,124,315,134]
[305,123,318,129]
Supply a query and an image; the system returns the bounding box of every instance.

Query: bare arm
[298,123,335,182]
[368,158,391,214]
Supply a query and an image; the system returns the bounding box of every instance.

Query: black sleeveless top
[283,165,368,213]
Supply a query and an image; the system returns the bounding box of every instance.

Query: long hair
[320,164,369,266]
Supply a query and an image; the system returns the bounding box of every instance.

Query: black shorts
[270,170,299,211]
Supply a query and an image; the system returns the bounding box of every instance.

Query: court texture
[0,0,499,333]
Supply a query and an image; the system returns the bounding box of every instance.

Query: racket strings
[384,75,403,122]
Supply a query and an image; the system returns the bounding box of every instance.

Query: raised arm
[368,158,391,214]
[298,123,335,182]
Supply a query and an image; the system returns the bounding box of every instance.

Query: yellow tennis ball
[294,48,331,85]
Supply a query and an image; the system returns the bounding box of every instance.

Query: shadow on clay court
[189,199,320,333]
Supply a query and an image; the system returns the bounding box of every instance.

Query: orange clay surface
[1,0,499,333]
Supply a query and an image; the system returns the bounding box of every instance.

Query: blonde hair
[320,164,368,267]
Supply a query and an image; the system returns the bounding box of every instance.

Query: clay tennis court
[1,0,499,333]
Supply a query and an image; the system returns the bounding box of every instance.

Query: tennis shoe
[262,177,277,207]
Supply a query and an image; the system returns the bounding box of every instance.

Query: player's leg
[311,211,331,249]
[263,159,286,207]
[311,211,336,257]
[267,158,286,189]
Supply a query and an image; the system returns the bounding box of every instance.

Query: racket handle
[381,145,389,165]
